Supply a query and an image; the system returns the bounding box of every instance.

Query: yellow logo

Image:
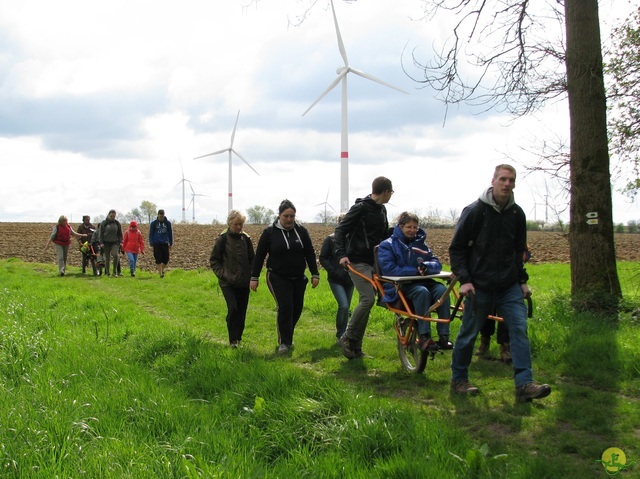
[596,447,636,476]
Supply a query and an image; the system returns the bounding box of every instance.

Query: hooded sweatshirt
[251,220,319,280]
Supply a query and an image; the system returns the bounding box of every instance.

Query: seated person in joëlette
[377,211,453,351]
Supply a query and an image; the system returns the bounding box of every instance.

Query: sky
[1,0,638,226]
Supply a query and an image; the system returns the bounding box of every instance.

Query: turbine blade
[194,148,229,160]
[302,70,347,116]
[189,183,195,194]
[330,0,348,66]
[349,67,409,95]
[230,110,240,147]
[232,149,260,176]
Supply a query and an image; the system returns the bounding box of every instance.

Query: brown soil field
[1,222,639,273]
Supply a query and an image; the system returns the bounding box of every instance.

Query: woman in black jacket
[210,210,255,348]
[250,200,320,355]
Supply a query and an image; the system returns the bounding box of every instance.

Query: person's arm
[514,207,531,297]
[448,206,475,285]
[70,226,85,239]
[148,221,154,246]
[377,240,416,277]
[250,228,270,291]
[300,227,320,287]
[418,242,443,275]
[209,235,225,278]
[136,231,144,253]
[168,221,174,247]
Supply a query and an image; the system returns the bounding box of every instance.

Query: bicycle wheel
[396,315,428,374]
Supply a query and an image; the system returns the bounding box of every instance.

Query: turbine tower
[174,158,192,223]
[302,0,408,213]
[194,110,259,213]
[187,183,209,223]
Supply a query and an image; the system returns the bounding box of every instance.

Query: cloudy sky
[1,0,637,226]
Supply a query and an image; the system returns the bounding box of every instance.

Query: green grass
[1,258,639,478]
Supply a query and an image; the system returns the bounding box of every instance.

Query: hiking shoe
[499,342,512,363]
[450,380,480,396]
[277,344,290,355]
[339,335,356,359]
[230,340,239,348]
[419,334,440,352]
[515,382,551,403]
[438,335,454,350]
[475,335,491,356]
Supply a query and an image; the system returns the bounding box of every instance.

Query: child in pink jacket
[122,221,145,277]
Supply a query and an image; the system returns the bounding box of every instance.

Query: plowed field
[1,222,638,273]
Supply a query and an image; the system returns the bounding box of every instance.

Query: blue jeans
[126,252,138,273]
[402,281,450,337]
[451,283,533,387]
[329,281,354,339]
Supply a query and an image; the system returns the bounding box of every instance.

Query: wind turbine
[194,110,259,213]
[174,158,192,223]
[302,0,408,213]
[315,188,337,225]
[187,183,209,223]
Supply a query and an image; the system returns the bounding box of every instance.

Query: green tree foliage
[139,201,158,224]
[246,205,275,224]
[606,6,640,199]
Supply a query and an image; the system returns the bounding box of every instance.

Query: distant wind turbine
[174,158,192,223]
[194,110,259,213]
[187,183,209,223]
[302,0,408,213]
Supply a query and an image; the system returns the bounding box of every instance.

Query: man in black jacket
[334,176,393,359]
[449,164,551,402]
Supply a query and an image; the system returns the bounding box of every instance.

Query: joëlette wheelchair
[347,247,532,374]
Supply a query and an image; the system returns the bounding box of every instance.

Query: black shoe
[339,335,356,359]
[438,335,454,350]
[419,335,440,352]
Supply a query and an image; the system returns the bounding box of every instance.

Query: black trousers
[220,285,250,343]
[266,271,308,346]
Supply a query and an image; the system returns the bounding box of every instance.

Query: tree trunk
[564,0,622,310]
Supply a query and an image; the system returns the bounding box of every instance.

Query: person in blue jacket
[377,211,452,351]
[149,209,173,278]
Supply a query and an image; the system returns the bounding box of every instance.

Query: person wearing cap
[122,220,145,277]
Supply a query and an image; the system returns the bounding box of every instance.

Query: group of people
[46,209,174,278]
[48,164,551,402]
[210,167,550,403]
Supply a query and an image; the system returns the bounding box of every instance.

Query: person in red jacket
[122,221,145,277]
[44,215,86,276]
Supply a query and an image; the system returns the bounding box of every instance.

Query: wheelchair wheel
[396,315,428,374]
